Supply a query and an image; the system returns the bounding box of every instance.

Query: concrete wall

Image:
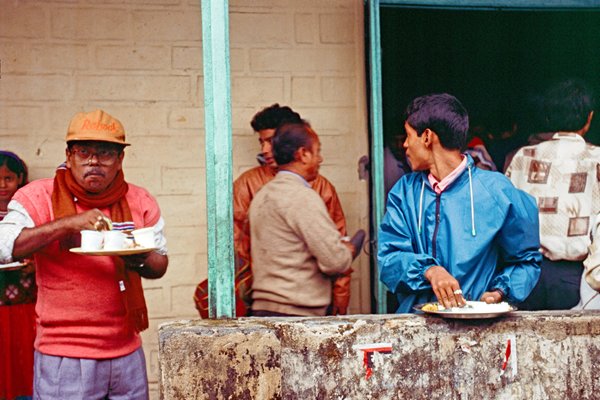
[159,311,600,399]
[0,1,369,398]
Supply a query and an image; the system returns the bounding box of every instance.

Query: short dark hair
[0,151,28,188]
[250,103,303,131]
[405,93,469,151]
[272,123,317,165]
[543,78,595,132]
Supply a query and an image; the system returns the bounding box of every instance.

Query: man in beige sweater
[249,122,363,316]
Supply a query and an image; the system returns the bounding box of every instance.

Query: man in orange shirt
[195,104,351,316]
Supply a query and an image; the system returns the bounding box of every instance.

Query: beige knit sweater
[249,172,352,316]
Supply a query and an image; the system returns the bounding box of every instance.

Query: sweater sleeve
[286,188,352,276]
[312,175,351,312]
[0,200,35,263]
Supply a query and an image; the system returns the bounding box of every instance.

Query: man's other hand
[480,290,503,304]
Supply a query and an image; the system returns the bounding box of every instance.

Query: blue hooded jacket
[378,155,541,313]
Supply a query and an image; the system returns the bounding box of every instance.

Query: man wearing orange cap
[0,110,168,399]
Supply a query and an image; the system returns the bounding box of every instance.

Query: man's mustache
[84,168,106,178]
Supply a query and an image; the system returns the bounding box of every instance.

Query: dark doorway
[375,7,600,312]
[381,8,600,170]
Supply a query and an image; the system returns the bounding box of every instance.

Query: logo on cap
[66,109,130,146]
[81,119,119,133]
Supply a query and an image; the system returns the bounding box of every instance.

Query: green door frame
[201,0,235,318]
[367,0,600,314]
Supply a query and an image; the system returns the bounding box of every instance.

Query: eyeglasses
[70,147,120,165]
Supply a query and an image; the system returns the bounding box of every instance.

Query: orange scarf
[51,166,148,332]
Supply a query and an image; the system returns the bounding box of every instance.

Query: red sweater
[13,178,161,359]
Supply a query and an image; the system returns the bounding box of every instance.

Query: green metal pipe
[367,0,388,314]
[201,0,235,318]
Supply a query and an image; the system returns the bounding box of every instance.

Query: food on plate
[458,301,511,313]
[441,301,510,313]
[421,303,439,312]
[420,301,512,313]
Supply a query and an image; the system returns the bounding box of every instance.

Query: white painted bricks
[0,2,369,398]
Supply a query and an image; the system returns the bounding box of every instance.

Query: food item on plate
[421,303,439,312]
[421,301,512,313]
[443,301,511,313]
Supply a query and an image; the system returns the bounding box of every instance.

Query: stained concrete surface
[159,311,600,399]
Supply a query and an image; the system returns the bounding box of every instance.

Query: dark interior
[375,7,600,312]
[381,8,600,161]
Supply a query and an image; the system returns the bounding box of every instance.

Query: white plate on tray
[414,301,516,319]
[0,261,27,271]
[70,247,156,256]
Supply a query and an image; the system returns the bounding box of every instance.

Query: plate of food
[0,261,27,271]
[69,247,156,256]
[414,301,516,319]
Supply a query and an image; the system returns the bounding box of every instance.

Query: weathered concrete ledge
[159,311,600,399]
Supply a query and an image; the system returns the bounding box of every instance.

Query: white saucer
[0,262,27,271]
[69,247,156,256]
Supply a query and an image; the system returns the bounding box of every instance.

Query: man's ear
[117,150,125,170]
[422,128,433,146]
[295,147,309,164]
[65,147,72,168]
[581,110,594,136]
[423,128,440,148]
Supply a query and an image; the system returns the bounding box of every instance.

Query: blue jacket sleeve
[377,184,439,294]
[489,189,542,302]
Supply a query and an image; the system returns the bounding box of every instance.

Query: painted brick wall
[0,1,369,397]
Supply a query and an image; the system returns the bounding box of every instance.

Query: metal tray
[414,301,517,319]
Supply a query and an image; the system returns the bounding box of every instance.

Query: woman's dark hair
[0,151,28,188]
[405,93,469,151]
[272,123,317,165]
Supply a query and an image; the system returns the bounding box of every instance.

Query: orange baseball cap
[66,109,130,146]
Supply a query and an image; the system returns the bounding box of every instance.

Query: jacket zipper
[432,194,441,258]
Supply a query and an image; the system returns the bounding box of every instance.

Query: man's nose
[0,179,6,188]
[261,141,272,154]
[88,153,101,165]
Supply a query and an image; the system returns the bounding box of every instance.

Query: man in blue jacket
[378,93,541,313]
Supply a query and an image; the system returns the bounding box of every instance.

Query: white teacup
[131,227,155,249]
[103,230,126,250]
[81,230,104,251]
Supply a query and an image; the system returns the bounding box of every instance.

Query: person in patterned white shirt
[506,78,597,310]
